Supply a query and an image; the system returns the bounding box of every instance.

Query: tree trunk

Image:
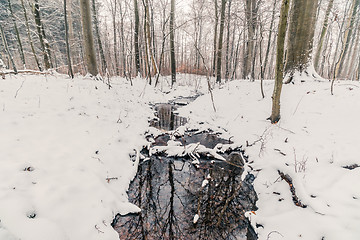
[212,0,219,76]
[331,0,358,94]
[34,0,51,70]
[170,0,176,86]
[143,0,158,80]
[243,0,257,80]
[92,0,107,75]
[112,0,119,75]
[263,0,277,78]
[134,0,141,75]
[0,24,17,73]
[64,0,74,78]
[314,0,334,70]
[270,0,290,124]
[8,0,26,68]
[284,0,319,81]
[216,0,226,83]
[80,0,98,76]
[20,0,41,71]
[338,0,360,76]
[224,0,232,81]
[119,0,127,78]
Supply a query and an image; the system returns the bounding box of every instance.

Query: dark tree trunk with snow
[34,0,52,70]
[170,0,176,86]
[216,0,226,83]
[64,0,74,78]
[80,0,98,76]
[134,0,141,75]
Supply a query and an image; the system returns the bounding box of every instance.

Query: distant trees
[0,0,358,85]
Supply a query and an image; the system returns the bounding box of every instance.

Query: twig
[193,44,216,112]
[106,177,118,183]
[267,231,284,239]
[14,80,25,98]
[95,224,104,233]
[293,95,305,115]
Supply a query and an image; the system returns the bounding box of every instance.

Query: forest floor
[0,73,359,240]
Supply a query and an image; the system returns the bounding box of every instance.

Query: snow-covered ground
[0,74,204,240]
[178,79,360,240]
[0,74,359,239]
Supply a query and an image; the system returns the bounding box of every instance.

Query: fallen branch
[1,69,52,76]
[278,170,307,208]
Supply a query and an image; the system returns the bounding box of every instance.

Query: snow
[178,79,360,239]
[0,74,205,240]
[0,73,359,239]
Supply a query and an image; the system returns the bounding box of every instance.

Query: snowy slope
[178,79,360,240]
[0,74,205,240]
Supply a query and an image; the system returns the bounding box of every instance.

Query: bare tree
[8,0,26,68]
[216,0,226,83]
[170,0,176,86]
[80,0,98,76]
[134,0,141,75]
[284,0,319,82]
[314,0,334,70]
[270,0,290,124]
[92,0,107,75]
[64,0,74,78]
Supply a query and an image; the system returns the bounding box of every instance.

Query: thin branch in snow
[14,80,25,98]
[267,230,284,239]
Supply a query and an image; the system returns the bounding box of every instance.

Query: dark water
[149,104,188,131]
[112,100,258,240]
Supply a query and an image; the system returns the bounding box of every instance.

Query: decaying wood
[278,170,307,208]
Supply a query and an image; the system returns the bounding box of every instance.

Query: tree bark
[92,0,107,75]
[338,0,360,76]
[314,0,334,70]
[0,24,17,73]
[263,0,277,79]
[284,0,318,81]
[80,0,98,76]
[270,0,290,124]
[224,0,232,81]
[170,0,176,86]
[216,0,226,83]
[212,0,219,76]
[20,0,41,71]
[134,0,141,75]
[243,0,257,80]
[34,0,52,70]
[8,0,26,68]
[64,0,74,78]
